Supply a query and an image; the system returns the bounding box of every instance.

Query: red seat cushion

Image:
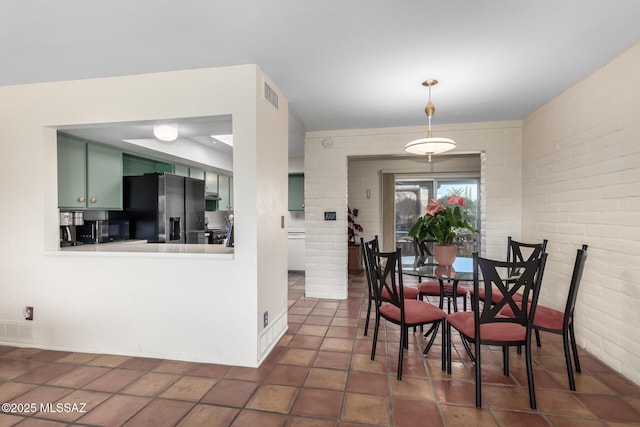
[379,299,446,326]
[447,311,526,342]
[533,304,566,331]
[469,286,523,305]
[418,281,467,296]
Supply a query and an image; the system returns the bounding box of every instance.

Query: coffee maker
[59,211,83,247]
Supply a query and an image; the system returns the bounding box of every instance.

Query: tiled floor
[1,272,640,426]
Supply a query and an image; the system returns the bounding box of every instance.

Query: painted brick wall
[522,43,640,384]
[304,122,522,299]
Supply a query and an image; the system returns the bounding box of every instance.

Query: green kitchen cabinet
[123,153,172,176]
[57,134,87,209]
[189,167,205,180]
[205,171,218,193]
[288,174,305,211]
[218,174,233,211]
[174,164,189,177]
[57,133,123,210]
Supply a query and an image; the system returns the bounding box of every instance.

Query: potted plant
[407,197,478,265]
[348,207,363,244]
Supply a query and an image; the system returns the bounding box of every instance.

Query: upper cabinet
[189,167,205,180]
[205,172,218,193]
[57,133,123,210]
[288,174,304,211]
[218,174,233,211]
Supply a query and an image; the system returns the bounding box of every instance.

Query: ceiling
[3,1,640,158]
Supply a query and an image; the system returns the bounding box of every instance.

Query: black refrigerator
[123,173,205,243]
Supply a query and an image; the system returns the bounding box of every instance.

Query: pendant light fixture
[153,124,179,142]
[404,79,456,161]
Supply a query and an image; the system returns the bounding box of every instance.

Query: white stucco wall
[304,122,522,299]
[0,65,289,367]
[522,43,640,384]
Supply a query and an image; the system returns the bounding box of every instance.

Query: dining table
[401,255,474,313]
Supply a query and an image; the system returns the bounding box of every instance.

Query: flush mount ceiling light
[404,79,456,161]
[153,124,179,142]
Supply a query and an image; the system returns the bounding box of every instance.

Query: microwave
[76,220,110,243]
[76,220,129,243]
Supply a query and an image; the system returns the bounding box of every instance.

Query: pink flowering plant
[407,197,478,245]
[348,207,363,242]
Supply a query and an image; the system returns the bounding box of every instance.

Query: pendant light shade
[404,79,456,160]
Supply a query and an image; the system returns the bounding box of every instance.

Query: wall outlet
[263,311,268,328]
[24,306,34,321]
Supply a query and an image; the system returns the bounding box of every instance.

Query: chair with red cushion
[365,244,447,380]
[361,236,419,336]
[533,245,588,391]
[469,236,548,306]
[446,252,547,409]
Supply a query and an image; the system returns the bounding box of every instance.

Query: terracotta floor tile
[2,348,47,360]
[534,388,596,418]
[440,404,499,427]
[320,337,354,353]
[122,398,194,427]
[159,375,217,401]
[46,365,110,388]
[83,368,146,393]
[55,353,99,365]
[310,308,337,317]
[288,314,308,323]
[304,315,333,326]
[350,353,388,374]
[392,398,443,427]
[576,393,640,423]
[176,404,239,427]
[201,379,259,407]
[545,415,605,427]
[341,392,391,425]
[75,394,151,426]
[491,409,550,427]
[0,359,45,381]
[481,383,533,411]
[277,334,294,347]
[118,356,165,371]
[331,317,358,328]
[278,348,317,366]
[313,351,351,369]
[230,409,287,427]
[346,371,389,396]
[292,388,343,418]
[298,324,329,337]
[285,416,337,427]
[288,335,324,350]
[6,385,74,411]
[26,351,71,363]
[0,382,36,402]
[432,379,477,405]
[304,368,347,391]
[186,363,231,379]
[121,372,180,397]
[15,363,76,384]
[86,354,131,368]
[153,360,199,375]
[325,326,357,339]
[34,389,111,423]
[225,365,271,382]
[245,384,299,413]
[595,371,640,397]
[389,376,434,400]
[264,364,309,387]
[8,418,67,427]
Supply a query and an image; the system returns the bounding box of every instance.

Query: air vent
[264,81,279,110]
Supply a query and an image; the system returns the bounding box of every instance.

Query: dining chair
[446,252,548,409]
[533,245,588,391]
[361,236,419,336]
[469,236,548,306]
[365,244,447,380]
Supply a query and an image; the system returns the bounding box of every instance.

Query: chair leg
[475,339,482,407]
[569,323,581,373]
[423,322,440,356]
[441,320,447,372]
[397,327,405,380]
[364,297,372,336]
[535,329,542,347]
[371,312,381,361]
[525,342,537,409]
[446,322,452,374]
[563,328,576,391]
[503,347,509,376]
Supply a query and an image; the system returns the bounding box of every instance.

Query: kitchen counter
[55,240,234,257]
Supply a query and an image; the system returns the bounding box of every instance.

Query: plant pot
[434,244,457,266]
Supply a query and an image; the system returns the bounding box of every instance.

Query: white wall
[304,122,522,299]
[0,65,289,367]
[522,43,640,384]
